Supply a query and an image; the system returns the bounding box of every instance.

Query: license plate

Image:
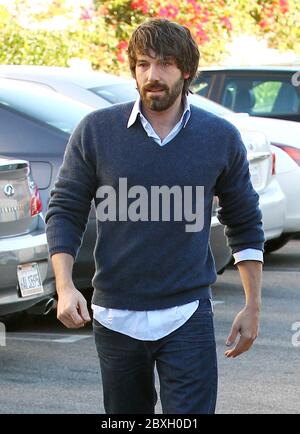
[17,263,44,297]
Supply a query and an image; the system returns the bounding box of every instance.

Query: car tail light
[30,185,42,216]
[272,143,300,166]
[272,152,276,175]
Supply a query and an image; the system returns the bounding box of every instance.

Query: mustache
[143,82,168,92]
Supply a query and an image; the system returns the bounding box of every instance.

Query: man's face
[135,50,189,111]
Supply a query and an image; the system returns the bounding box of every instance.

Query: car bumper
[258,177,286,241]
[276,168,300,234]
[0,231,55,316]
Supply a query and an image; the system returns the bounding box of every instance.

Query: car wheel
[264,234,291,254]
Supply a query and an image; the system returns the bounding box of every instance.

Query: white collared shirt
[92,96,263,340]
[127,96,191,146]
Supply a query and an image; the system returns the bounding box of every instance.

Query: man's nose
[147,64,160,82]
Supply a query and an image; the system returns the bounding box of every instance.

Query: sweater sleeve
[214,124,265,254]
[45,116,98,260]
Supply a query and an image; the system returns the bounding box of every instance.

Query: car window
[251,81,282,113]
[191,74,212,97]
[222,76,300,116]
[0,80,94,134]
[90,83,138,103]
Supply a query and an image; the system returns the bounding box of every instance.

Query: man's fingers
[59,316,84,329]
[56,290,90,329]
[58,306,86,328]
[78,298,91,322]
[69,309,87,327]
[59,315,84,329]
[226,324,239,346]
[57,314,84,328]
[225,335,254,358]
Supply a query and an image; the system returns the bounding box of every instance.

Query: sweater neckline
[127,109,195,151]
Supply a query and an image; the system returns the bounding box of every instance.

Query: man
[45,19,264,414]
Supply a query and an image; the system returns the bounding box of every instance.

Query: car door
[192,71,216,98]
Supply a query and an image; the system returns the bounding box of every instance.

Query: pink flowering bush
[95,0,300,69]
[96,0,236,65]
[250,0,300,52]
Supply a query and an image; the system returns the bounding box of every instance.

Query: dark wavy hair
[128,19,200,96]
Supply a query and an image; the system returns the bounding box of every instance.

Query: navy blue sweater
[45,102,264,310]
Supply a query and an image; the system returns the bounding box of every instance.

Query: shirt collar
[127,95,191,129]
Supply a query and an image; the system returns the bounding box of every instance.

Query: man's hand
[225,306,260,358]
[51,253,91,328]
[57,284,91,329]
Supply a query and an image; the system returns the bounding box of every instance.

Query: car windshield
[0,79,94,134]
[89,83,138,104]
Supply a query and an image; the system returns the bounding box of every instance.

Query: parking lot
[0,240,299,414]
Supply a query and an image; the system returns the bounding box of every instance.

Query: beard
[137,75,185,111]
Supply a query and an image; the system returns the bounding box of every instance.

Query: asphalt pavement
[0,240,299,414]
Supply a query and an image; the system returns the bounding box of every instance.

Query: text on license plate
[17,262,44,297]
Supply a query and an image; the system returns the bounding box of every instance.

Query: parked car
[188,94,287,251]
[0,67,287,252]
[191,65,300,123]
[0,77,231,282]
[0,64,133,106]
[191,66,300,249]
[222,114,300,251]
[269,144,300,250]
[0,156,55,320]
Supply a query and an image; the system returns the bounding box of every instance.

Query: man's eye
[161,61,173,67]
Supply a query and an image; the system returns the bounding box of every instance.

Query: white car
[0,65,287,253]
[189,95,286,248]
[191,65,300,251]
[225,114,300,251]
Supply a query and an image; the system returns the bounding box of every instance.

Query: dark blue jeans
[93,299,218,414]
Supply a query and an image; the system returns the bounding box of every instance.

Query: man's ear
[183,72,190,80]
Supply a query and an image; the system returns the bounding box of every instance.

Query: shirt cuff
[233,248,264,265]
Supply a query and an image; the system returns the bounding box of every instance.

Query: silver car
[0,157,55,320]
